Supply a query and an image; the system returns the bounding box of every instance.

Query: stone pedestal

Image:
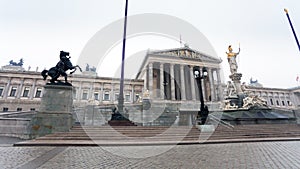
[229,73,243,94]
[29,85,74,139]
[226,73,245,108]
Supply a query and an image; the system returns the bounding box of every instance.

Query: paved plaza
[0,140,300,169]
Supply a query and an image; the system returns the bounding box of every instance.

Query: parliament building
[0,46,299,125]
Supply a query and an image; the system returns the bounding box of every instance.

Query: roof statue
[9,58,24,66]
[85,63,97,72]
[250,77,258,84]
[41,51,82,85]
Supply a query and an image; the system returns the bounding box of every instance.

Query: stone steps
[40,124,300,140]
[14,124,300,146]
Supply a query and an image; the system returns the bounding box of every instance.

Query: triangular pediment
[148,47,222,63]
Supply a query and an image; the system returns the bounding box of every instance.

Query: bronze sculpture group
[9,58,24,66]
[41,51,82,85]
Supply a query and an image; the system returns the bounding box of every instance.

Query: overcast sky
[0,0,299,88]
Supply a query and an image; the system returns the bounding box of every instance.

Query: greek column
[131,85,135,103]
[29,79,37,100]
[148,62,153,97]
[3,77,11,99]
[160,63,164,99]
[100,82,104,103]
[216,69,222,101]
[189,66,196,100]
[180,65,186,100]
[111,83,114,103]
[78,81,82,101]
[89,82,94,100]
[17,78,24,99]
[170,64,175,100]
[208,68,215,101]
[200,67,206,101]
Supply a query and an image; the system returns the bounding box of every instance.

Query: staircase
[14,124,300,146]
[209,124,300,140]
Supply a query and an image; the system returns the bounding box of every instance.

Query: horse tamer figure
[41,51,82,85]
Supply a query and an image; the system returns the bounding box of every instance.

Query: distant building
[244,85,299,109]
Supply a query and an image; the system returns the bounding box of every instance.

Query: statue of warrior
[226,45,240,74]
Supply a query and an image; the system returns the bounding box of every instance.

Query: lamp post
[118,0,129,115]
[193,66,209,125]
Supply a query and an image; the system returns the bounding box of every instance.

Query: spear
[284,8,300,52]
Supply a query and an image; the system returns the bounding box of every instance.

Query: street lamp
[193,66,209,125]
[118,0,129,115]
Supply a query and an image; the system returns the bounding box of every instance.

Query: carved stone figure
[85,63,90,71]
[242,95,268,109]
[9,58,23,66]
[226,81,237,96]
[85,63,97,72]
[226,45,240,74]
[41,51,82,85]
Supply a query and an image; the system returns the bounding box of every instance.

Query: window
[35,88,42,98]
[9,87,17,97]
[94,92,99,100]
[282,101,285,106]
[82,90,88,100]
[276,100,280,106]
[30,108,35,111]
[104,91,110,101]
[287,101,291,106]
[3,107,8,112]
[115,93,119,101]
[0,87,3,96]
[22,87,30,97]
[270,99,274,105]
[125,93,131,102]
[17,108,22,111]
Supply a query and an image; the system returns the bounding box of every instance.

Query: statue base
[29,85,74,139]
[108,112,136,126]
[225,94,246,109]
[229,73,243,94]
[222,106,297,125]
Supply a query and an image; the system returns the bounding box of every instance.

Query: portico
[137,46,223,104]
[136,46,223,125]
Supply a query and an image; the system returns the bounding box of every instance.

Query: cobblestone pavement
[0,141,300,169]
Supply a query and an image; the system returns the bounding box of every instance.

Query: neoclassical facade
[136,47,223,110]
[244,85,298,109]
[0,68,143,112]
[1,46,300,116]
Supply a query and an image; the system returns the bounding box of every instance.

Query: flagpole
[118,0,128,114]
[284,9,300,52]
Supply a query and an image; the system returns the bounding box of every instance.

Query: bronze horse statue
[41,51,82,85]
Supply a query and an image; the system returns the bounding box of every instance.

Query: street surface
[0,139,300,168]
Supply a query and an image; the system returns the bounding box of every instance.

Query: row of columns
[146,62,222,101]
[264,92,293,107]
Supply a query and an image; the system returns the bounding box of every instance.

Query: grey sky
[0,0,299,88]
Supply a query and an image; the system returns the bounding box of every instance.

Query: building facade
[0,68,144,112]
[244,85,298,109]
[1,46,300,125]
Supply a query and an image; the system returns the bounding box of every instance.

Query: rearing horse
[41,51,82,85]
